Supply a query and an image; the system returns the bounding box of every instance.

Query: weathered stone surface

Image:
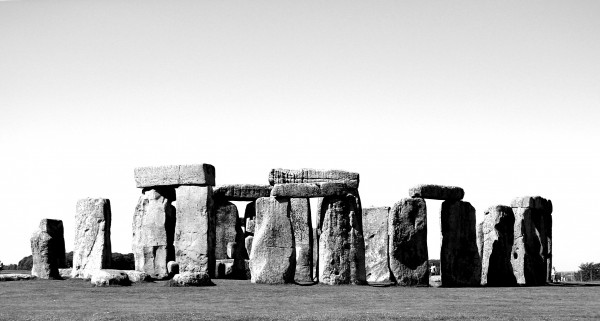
[244,201,256,235]
[388,198,429,286]
[167,272,214,287]
[214,201,244,260]
[318,194,366,285]
[480,205,516,286]
[72,199,111,279]
[409,184,464,201]
[125,270,150,283]
[440,200,481,287]
[167,261,179,276]
[90,270,131,286]
[512,207,546,285]
[31,219,66,279]
[511,196,553,213]
[213,184,272,201]
[59,268,72,279]
[269,168,359,188]
[174,186,215,276]
[134,164,215,188]
[250,197,295,284]
[363,207,391,283]
[290,198,313,282]
[270,182,355,198]
[132,188,175,280]
[245,236,254,258]
[0,274,36,281]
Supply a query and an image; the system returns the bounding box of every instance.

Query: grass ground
[1,272,599,320]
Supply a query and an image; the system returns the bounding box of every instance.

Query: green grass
[1,278,599,320]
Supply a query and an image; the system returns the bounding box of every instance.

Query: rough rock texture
[125,270,150,283]
[250,197,295,284]
[290,198,313,282]
[269,168,359,188]
[72,199,112,279]
[244,201,256,235]
[318,194,366,285]
[245,236,254,258]
[134,164,215,188]
[132,188,175,279]
[270,182,355,198]
[440,200,481,287]
[0,274,36,281]
[512,207,546,285]
[90,270,131,286]
[174,186,215,276]
[511,196,553,212]
[214,201,244,259]
[480,205,516,286]
[363,207,391,283]
[388,198,429,286]
[168,272,214,287]
[409,184,465,201]
[31,219,66,279]
[213,184,272,201]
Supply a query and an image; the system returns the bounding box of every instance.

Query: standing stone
[174,186,215,276]
[363,207,391,283]
[480,205,516,286]
[388,198,429,286]
[245,235,254,257]
[31,219,66,279]
[290,198,313,283]
[214,201,244,260]
[132,188,175,279]
[440,200,481,287]
[318,194,366,285]
[244,201,256,234]
[250,197,295,284]
[72,198,112,279]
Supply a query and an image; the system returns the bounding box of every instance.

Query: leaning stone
[269,168,359,188]
[512,207,546,285]
[440,200,481,287]
[318,194,366,285]
[363,207,391,283]
[174,186,215,276]
[270,182,354,198]
[167,272,214,287]
[134,164,215,188]
[388,198,429,286]
[31,219,66,279]
[480,205,516,286]
[250,197,295,284]
[290,198,313,282]
[90,270,131,286]
[72,198,112,279]
[0,274,36,281]
[409,184,464,201]
[213,184,272,201]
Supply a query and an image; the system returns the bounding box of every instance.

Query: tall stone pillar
[213,199,245,278]
[31,219,66,279]
[290,198,313,283]
[363,207,391,283]
[480,205,516,286]
[72,198,112,278]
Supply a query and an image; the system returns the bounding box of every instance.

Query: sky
[0,0,598,271]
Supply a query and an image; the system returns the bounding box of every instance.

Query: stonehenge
[31,219,66,279]
[72,198,112,278]
[363,207,391,283]
[479,205,516,286]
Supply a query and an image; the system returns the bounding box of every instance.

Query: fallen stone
[270,182,355,198]
[125,270,150,283]
[269,168,359,188]
[167,272,214,287]
[0,274,36,281]
[31,219,66,279]
[174,186,215,276]
[388,198,429,286]
[167,261,179,276]
[213,184,272,201]
[409,184,464,201]
[318,194,366,285]
[134,164,215,188]
[90,270,131,286]
[363,207,391,283]
[512,207,546,285]
[72,198,112,279]
[250,197,295,284]
[480,205,516,286]
[440,200,481,287]
[290,198,313,282]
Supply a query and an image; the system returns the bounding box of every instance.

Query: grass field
[1,272,599,320]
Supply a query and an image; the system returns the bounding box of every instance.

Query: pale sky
[0,0,598,271]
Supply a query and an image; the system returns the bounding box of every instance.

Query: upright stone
[250,197,295,284]
[480,205,516,286]
[132,188,175,279]
[214,200,245,278]
[363,207,391,283]
[174,186,215,276]
[318,194,366,285]
[388,198,429,286]
[244,201,256,235]
[72,198,112,278]
[31,219,66,279]
[290,198,313,283]
[440,200,481,287]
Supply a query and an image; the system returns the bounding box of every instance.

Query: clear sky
[1,0,598,271]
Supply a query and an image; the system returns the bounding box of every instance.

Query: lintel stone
[269,168,359,188]
[134,164,215,188]
[409,184,464,201]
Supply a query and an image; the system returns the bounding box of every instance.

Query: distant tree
[111,253,135,270]
[17,255,33,270]
[0,260,4,271]
[5,264,18,270]
[577,262,600,282]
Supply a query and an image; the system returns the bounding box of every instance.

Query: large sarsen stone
[480,205,516,286]
[31,219,66,279]
[363,207,391,283]
[72,198,112,279]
